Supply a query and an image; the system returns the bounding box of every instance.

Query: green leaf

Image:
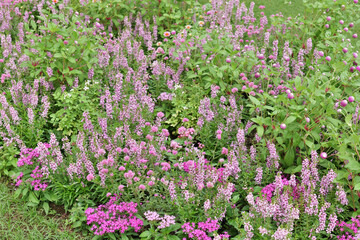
[14,188,22,198]
[250,118,262,125]
[345,114,352,127]
[68,57,76,64]
[43,202,49,215]
[27,202,39,207]
[232,194,240,203]
[44,192,57,202]
[29,192,39,204]
[345,159,360,173]
[22,188,28,197]
[333,61,347,72]
[72,221,82,228]
[256,126,264,137]
[293,76,301,89]
[283,147,295,167]
[108,233,117,240]
[70,70,82,75]
[248,96,260,106]
[285,116,297,124]
[284,165,302,174]
[66,77,73,86]
[121,235,129,240]
[139,231,151,238]
[219,81,226,91]
[31,20,36,30]
[168,236,180,240]
[54,53,62,58]
[92,235,101,240]
[187,72,198,79]
[354,182,360,191]
[305,140,315,149]
[335,170,349,181]
[353,176,360,190]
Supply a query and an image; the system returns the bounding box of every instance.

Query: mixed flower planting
[1,0,360,239]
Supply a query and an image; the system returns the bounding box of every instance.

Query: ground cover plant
[1,0,360,239]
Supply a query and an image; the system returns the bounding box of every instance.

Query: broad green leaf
[22,188,28,197]
[346,159,360,173]
[249,96,260,106]
[43,202,49,215]
[108,233,117,240]
[335,170,349,181]
[283,147,295,167]
[54,53,62,58]
[285,116,297,124]
[250,118,262,125]
[284,165,302,174]
[68,57,76,64]
[14,188,22,198]
[305,140,314,149]
[168,236,180,240]
[139,231,151,238]
[345,114,352,127]
[29,192,39,204]
[354,183,360,191]
[256,125,264,137]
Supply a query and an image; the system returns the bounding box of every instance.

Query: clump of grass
[244,0,304,17]
[0,180,91,240]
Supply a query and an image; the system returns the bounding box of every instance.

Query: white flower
[84,86,89,91]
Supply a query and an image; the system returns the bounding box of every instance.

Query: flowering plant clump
[240,151,348,239]
[1,0,360,239]
[85,194,143,236]
[182,218,230,240]
[336,216,360,240]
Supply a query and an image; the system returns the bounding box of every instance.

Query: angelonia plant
[0,0,360,239]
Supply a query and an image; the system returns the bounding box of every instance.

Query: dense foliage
[1,0,360,239]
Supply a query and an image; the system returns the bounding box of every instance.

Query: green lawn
[0,180,90,240]
[198,0,305,17]
[241,0,305,18]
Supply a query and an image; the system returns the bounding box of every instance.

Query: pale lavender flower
[326,213,337,234]
[46,67,53,77]
[336,185,348,205]
[204,199,211,213]
[27,108,34,124]
[258,226,269,236]
[158,215,176,229]
[255,168,262,185]
[272,227,290,240]
[144,211,161,221]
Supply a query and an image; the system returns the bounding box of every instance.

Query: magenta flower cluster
[181,218,229,240]
[15,145,52,191]
[337,216,360,240]
[85,194,143,236]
